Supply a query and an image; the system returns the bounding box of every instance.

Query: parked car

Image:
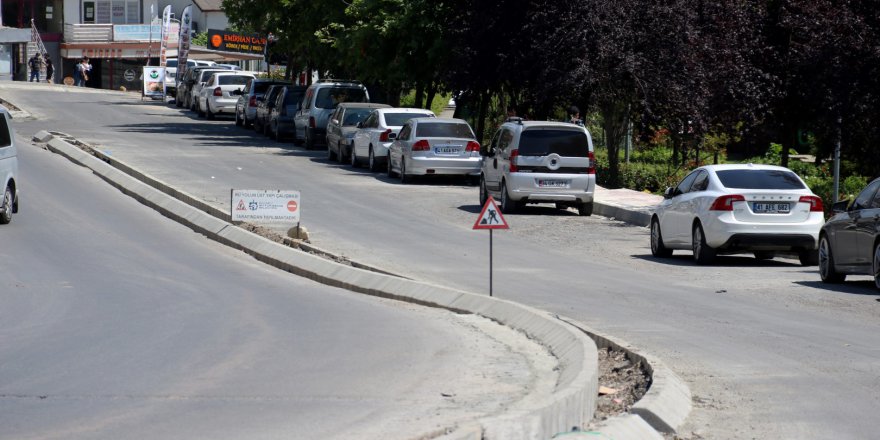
[351,108,435,171]
[254,84,288,134]
[294,79,369,149]
[234,78,289,128]
[197,72,255,119]
[268,85,307,140]
[0,107,18,224]
[818,177,880,289]
[177,66,227,110]
[168,58,215,105]
[387,118,481,184]
[188,68,233,113]
[650,164,824,265]
[326,103,390,163]
[480,118,596,215]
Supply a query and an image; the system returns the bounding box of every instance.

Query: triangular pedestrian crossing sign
[473,197,509,230]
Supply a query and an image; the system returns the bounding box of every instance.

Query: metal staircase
[28,19,47,78]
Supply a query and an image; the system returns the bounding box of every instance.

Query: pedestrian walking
[44,55,54,84]
[28,54,42,82]
[81,57,92,87]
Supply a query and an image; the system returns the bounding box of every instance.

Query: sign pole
[472,196,508,297]
[489,229,493,297]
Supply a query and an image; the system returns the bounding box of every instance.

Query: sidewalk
[594,185,662,227]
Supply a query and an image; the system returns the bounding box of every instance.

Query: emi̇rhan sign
[232,189,300,223]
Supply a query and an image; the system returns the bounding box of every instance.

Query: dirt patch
[589,347,651,424]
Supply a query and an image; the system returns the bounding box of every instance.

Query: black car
[819,177,880,289]
[268,85,307,141]
[254,84,286,135]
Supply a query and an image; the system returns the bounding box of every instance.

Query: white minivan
[0,107,19,224]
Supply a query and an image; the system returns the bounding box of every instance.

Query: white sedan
[198,72,255,120]
[351,108,435,171]
[650,164,824,265]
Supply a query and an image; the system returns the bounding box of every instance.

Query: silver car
[480,118,596,215]
[0,107,19,224]
[386,118,481,184]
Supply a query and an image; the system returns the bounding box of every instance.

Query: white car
[387,117,481,183]
[650,164,824,265]
[0,107,19,224]
[198,72,255,120]
[351,108,435,171]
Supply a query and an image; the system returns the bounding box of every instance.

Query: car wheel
[197,102,205,117]
[798,249,819,266]
[692,222,716,264]
[368,148,379,172]
[328,142,336,161]
[234,110,243,126]
[650,218,672,257]
[338,141,348,163]
[818,235,845,283]
[578,202,594,216]
[500,181,517,214]
[400,159,410,184]
[479,176,488,206]
[754,251,775,260]
[305,129,315,150]
[175,95,183,108]
[243,114,252,128]
[0,186,12,224]
[386,154,396,177]
[873,242,880,290]
[350,143,359,168]
[206,104,215,120]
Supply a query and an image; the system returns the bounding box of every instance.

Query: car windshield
[284,91,305,105]
[415,122,475,139]
[342,109,373,126]
[716,169,806,189]
[218,75,251,86]
[518,129,589,157]
[384,112,432,127]
[315,87,367,109]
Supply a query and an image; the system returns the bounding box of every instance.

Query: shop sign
[207,30,266,55]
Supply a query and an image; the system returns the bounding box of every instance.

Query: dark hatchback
[819,177,880,289]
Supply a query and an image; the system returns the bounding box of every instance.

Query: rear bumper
[209,98,238,113]
[507,173,596,203]
[716,233,817,252]
[704,212,823,250]
[409,157,481,175]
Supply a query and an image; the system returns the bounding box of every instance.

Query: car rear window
[0,115,10,147]
[716,169,806,189]
[519,129,589,157]
[384,112,432,127]
[416,122,475,139]
[284,91,305,105]
[254,82,274,93]
[219,75,251,86]
[315,87,368,109]
[343,108,374,126]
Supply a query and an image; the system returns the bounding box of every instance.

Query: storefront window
[86,0,140,24]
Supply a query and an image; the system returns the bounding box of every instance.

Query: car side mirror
[331,119,339,125]
[388,132,397,140]
[831,199,849,214]
[480,145,491,157]
[663,187,675,199]
[231,89,242,96]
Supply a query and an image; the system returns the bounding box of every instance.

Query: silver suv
[0,107,19,224]
[293,79,369,150]
[479,118,596,216]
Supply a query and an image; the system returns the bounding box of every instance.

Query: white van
[0,107,19,224]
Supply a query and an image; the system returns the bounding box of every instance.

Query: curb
[593,199,653,227]
[40,132,600,440]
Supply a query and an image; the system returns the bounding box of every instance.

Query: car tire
[305,129,315,150]
[338,141,348,163]
[386,154,396,178]
[754,251,775,260]
[798,249,819,266]
[578,202,593,216]
[197,102,205,117]
[818,235,845,283]
[479,176,488,207]
[500,181,517,214]
[0,186,12,224]
[176,95,183,108]
[328,142,337,161]
[350,143,359,168]
[206,104,215,120]
[244,114,252,128]
[368,148,379,172]
[234,110,243,126]
[650,218,673,258]
[400,159,410,184]
[692,222,716,264]
[873,242,880,290]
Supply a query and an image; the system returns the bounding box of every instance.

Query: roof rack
[505,117,524,124]
[316,78,363,84]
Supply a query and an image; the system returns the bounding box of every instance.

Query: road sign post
[473,197,509,296]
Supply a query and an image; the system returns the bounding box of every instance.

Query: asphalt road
[0,130,556,439]
[4,83,880,439]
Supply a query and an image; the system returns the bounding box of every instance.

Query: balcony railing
[63,23,113,43]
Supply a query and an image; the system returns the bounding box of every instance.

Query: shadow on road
[794,280,878,296]
[106,121,290,149]
[632,253,802,268]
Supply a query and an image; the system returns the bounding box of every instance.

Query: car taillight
[587,151,596,174]
[379,129,392,142]
[466,141,480,152]
[213,87,222,97]
[248,96,256,107]
[799,195,824,212]
[710,194,745,211]
[412,139,430,151]
[309,116,316,128]
[509,149,519,172]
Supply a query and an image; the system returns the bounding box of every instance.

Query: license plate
[434,146,459,154]
[753,202,790,214]
[536,179,569,188]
